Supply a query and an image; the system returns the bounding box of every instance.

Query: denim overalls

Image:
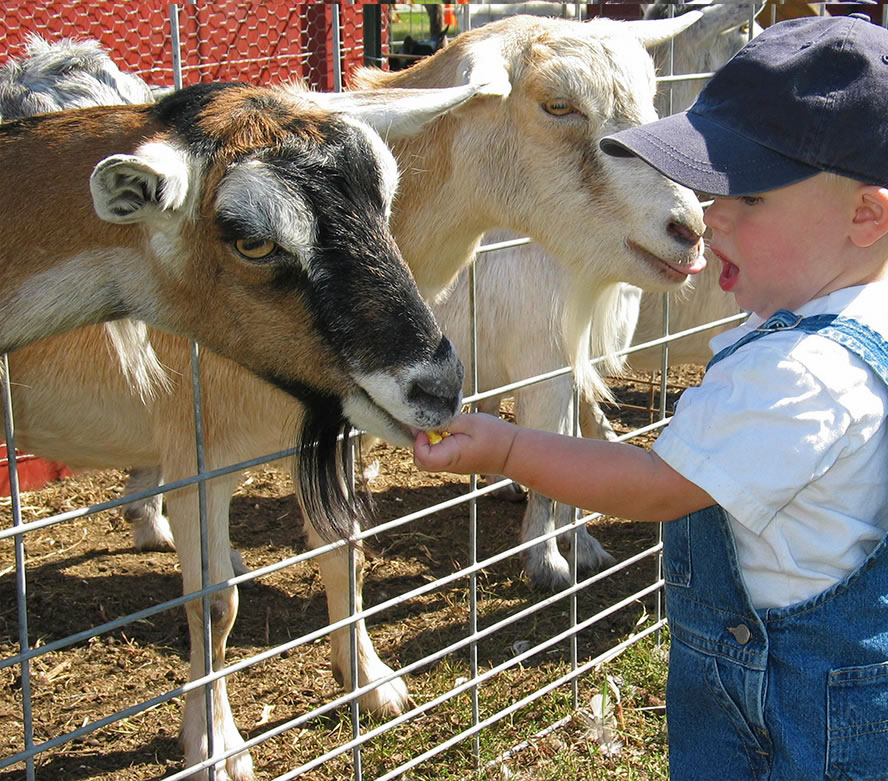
[663,310,888,781]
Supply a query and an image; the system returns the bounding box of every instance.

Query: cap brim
[600,109,821,197]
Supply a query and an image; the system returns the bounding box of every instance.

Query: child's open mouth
[719,258,739,292]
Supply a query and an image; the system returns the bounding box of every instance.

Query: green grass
[341,625,671,780]
[389,6,462,47]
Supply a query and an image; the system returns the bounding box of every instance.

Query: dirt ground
[0,365,703,780]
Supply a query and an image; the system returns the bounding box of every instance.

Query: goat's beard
[294,398,373,545]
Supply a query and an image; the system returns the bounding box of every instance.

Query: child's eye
[739,195,763,206]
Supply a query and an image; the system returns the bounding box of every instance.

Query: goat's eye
[543,100,573,116]
[235,238,277,260]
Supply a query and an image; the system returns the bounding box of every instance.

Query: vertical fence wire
[2,355,34,781]
[467,260,482,766]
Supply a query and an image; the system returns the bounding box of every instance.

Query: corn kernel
[427,430,451,445]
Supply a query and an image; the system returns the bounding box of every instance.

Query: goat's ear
[90,147,190,224]
[624,10,704,49]
[304,84,485,140]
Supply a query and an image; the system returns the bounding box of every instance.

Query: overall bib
[663,310,888,781]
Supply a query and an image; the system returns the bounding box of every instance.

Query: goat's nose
[408,336,464,419]
[668,218,703,247]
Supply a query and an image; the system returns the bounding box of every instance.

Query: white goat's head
[351,13,709,299]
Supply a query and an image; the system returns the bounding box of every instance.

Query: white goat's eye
[235,238,277,260]
[543,100,573,116]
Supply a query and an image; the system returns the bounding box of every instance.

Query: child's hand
[413,412,517,476]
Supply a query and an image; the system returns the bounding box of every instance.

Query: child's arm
[414,413,714,523]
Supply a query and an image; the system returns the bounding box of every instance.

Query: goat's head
[2,83,468,538]
[109,86,462,412]
[352,13,711,299]
[645,1,764,117]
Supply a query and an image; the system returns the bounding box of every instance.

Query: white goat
[1,14,707,779]
[432,1,759,590]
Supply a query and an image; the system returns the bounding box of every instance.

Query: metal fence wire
[5,2,877,779]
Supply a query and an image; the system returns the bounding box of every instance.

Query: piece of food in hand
[426,429,451,445]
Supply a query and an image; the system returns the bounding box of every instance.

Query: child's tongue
[719,259,739,292]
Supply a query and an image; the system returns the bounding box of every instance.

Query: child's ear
[851,186,888,248]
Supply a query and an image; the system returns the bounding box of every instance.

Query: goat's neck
[389,126,493,300]
[0,247,147,355]
[0,113,158,353]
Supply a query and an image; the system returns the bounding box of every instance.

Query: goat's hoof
[522,552,572,592]
[225,748,255,781]
[179,732,256,781]
[230,549,250,578]
[576,532,617,574]
[359,675,414,718]
[128,514,176,552]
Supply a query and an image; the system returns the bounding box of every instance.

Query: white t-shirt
[653,282,888,609]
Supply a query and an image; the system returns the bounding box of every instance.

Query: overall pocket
[826,661,888,781]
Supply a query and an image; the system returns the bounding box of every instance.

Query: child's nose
[703,198,730,232]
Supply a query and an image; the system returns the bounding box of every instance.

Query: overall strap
[707,308,888,389]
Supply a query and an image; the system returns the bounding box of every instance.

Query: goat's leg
[514,378,615,589]
[512,378,573,589]
[165,472,254,781]
[123,466,248,576]
[551,499,616,576]
[472,395,527,502]
[303,519,412,717]
[123,466,175,551]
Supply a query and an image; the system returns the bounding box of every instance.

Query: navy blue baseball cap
[600,15,888,196]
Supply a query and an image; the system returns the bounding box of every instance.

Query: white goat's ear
[623,10,704,48]
[303,84,483,140]
[90,147,190,224]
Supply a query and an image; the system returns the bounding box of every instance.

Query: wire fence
[3,2,865,779]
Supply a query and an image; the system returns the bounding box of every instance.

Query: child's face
[703,174,859,319]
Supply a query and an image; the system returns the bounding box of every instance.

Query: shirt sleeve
[652,335,861,535]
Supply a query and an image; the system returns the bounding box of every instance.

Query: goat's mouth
[342,389,417,449]
[628,240,706,281]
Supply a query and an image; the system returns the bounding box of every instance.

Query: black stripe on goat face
[266,115,452,371]
[293,115,464,434]
[215,113,463,436]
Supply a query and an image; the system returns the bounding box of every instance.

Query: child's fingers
[413,429,457,471]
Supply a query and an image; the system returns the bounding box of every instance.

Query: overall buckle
[754,312,803,333]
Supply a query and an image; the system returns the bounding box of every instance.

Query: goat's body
[0,35,154,118]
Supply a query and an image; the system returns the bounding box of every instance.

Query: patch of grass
[336,625,671,780]
[389,4,462,47]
